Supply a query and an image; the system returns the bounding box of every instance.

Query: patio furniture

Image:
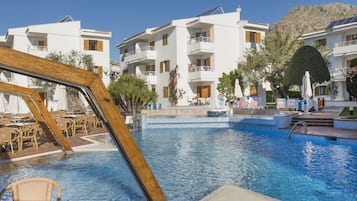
[0,127,20,154]
[19,124,39,151]
[0,177,61,201]
[72,116,88,136]
[56,118,73,138]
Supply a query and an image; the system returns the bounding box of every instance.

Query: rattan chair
[0,177,61,201]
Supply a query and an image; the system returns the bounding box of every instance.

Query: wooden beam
[0,81,72,151]
[88,77,165,200]
[0,46,166,200]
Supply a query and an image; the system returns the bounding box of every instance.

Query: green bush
[287,91,301,99]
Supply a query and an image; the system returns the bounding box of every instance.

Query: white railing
[188,36,211,44]
[188,64,214,72]
[124,46,155,57]
[335,39,357,47]
[28,46,48,52]
[144,71,155,76]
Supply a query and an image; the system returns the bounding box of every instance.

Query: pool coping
[199,185,280,201]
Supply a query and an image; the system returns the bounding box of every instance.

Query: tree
[217,70,243,101]
[108,73,157,114]
[284,45,330,86]
[43,50,94,112]
[346,58,357,100]
[263,30,303,98]
[235,30,302,99]
[236,48,267,92]
[168,65,185,106]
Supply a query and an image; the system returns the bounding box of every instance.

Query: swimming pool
[1,127,357,201]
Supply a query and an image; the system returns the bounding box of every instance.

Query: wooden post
[0,82,72,151]
[0,47,166,201]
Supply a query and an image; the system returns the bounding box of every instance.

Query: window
[346,34,357,41]
[245,31,261,43]
[84,39,103,51]
[37,39,47,51]
[163,86,169,98]
[151,85,156,93]
[160,60,170,73]
[145,65,155,75]
[162,34,168,46]
[313,38,326,48]
[196,86,211,98]
[314,86,329,96]
[149,41,155,49]
[93,66,103,78]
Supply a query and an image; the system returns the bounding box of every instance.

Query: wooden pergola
[0,81,72,151]
[0,47,166,201]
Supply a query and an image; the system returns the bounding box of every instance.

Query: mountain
[271,3,357,39]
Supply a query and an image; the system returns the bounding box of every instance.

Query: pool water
[1,127,357,201]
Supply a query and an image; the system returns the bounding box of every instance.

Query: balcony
[124,46,156,64]
[27,45,48,58]
[333,39,357,56]
[187,37,214,56]
[137,71,157,85]
[187,64,215,82]
[330,66,357,81]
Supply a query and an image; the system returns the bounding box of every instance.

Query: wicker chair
[0,177,61,201]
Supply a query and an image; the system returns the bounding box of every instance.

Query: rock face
[271,3,357,38]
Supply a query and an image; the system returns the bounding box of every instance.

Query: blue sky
[0,0,356,61]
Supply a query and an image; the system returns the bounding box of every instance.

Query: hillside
[271,3,357,39]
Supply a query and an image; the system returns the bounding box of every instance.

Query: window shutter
[163,87,168,98]
[84,39,89,50]
[97,41,103,51]
[250,85,257,96]
[245,31,250,42]
[324,86,329,95]
[206,57,211,66]
[165,60,170,72]
[197,86,202,98]
[314,87,319,96]
[202,86,210,98]
[97,66,103,78]
[206,31,210,42]
[44,38,48,46]
[160,61,164,73]
[256,32,261,43]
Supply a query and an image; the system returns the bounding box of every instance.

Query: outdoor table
[5,122,36,128]
[62,114,84,118]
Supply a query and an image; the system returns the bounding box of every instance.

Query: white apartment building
[0,18,111,111]
[302,16,357,102]
[117,7,269,108]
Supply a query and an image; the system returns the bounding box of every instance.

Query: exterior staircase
[290,115,334,127]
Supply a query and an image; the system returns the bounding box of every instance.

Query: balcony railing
[137,71,156,85]
[188,36,211,44]
[188,64,214,72]
[187,64,215,82]
[330,66,357,81]
[123,46,156,64]
[335,39,357,47]
[333,39,357,56]
[125,46,155,57]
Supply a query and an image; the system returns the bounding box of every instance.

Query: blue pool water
[1,127,357,201]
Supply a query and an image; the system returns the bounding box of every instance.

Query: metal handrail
[288,120,307,140]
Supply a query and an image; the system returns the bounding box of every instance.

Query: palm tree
[108,73,157,117]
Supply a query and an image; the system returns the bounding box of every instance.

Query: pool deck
[290,107,357,140]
